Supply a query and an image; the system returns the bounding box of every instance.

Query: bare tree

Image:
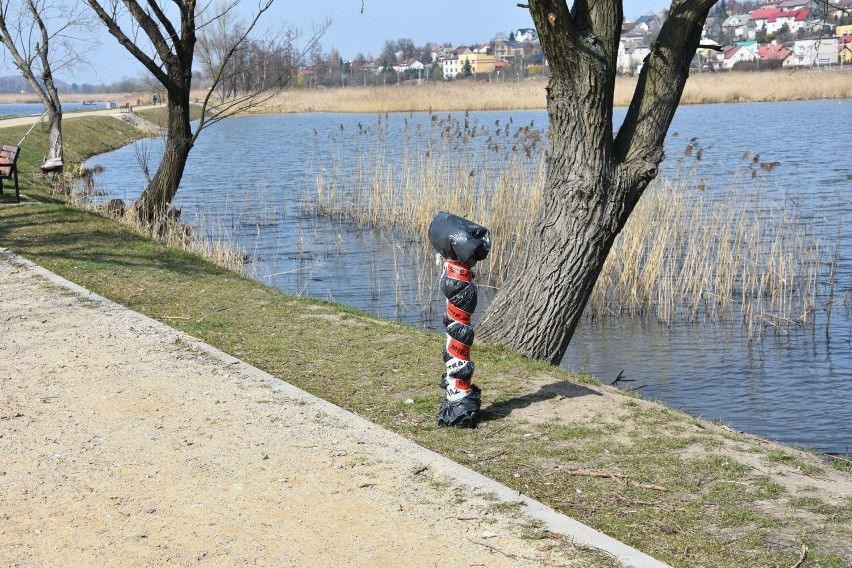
[477,0,717,363]
[0,0,97,170]
[86,0,326,230]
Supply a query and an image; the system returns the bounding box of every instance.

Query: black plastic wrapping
[436,384,482,428]
[428,211,491,267]
[429,211,490,428]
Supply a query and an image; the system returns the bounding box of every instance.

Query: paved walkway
[0,104,163,130]
[0,252,670,567]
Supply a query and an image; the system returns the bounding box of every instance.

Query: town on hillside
[1,1,849,95]
[308,0,852,88]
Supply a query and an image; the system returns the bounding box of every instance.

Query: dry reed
[302,116,839,339]
[254,68,852,115]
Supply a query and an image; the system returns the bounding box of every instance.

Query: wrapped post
[428,212,491,427]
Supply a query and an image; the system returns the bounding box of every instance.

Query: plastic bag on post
[428,211,491,267]
[429,212,490,428]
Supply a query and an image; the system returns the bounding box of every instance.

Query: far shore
[1,68,849,115]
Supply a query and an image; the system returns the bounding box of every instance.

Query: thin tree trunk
[45,106,62,163]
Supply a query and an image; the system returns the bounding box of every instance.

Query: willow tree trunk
[477,0,716,364]
[127,95,193,229]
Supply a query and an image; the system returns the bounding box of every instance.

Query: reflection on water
[83,101,852,454]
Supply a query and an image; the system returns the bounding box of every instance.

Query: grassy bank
[2,116,852,567]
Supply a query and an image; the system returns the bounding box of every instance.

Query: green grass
[2,114,852,568]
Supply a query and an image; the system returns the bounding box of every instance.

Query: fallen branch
[824,453,852,465]
[791,544,808,568]
[160,315,190,320]
[568,468,627,480]
[465,537,518,560]
[637,483,667,492]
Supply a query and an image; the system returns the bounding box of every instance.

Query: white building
[789,37,839,66]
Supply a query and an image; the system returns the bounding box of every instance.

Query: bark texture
[88,0,197,229]
[477,0,716,364]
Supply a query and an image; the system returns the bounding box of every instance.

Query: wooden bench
[0,145,20,203]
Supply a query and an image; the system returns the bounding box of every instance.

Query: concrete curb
[1,248,671,568]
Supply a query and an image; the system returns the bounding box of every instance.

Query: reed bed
[304,112,545,288]
[255,68,852,115]
[302,115,840,339]
[258,82,549,114]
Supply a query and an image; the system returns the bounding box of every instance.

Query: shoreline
[2,109,851,568]
[0,68,850,114]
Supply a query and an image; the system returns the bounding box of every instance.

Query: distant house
[514,28,538,42]
[720,44,759,69]
[757,43,793,64]
[789,37,839,66]
[828,0,852,18]
[622,45,651,74]
[493,39,524,62]
[460,52,495,76]
[442,47,470,79]
[443,48,495,78]
[775,0,814,8]
[722,15,757,40]
[430,46,454,63]
[840,41,852,64]
[631,14,656,34]
[751,8,812,35]
[617,39,649,73]
[393,58,425,73]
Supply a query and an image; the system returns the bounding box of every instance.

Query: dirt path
[0,252,659,567]
[0,105,163,130]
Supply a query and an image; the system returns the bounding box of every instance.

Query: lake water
[0,102,106,118]
[83,100,852,454]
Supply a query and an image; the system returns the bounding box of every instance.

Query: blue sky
[23,0,672,85]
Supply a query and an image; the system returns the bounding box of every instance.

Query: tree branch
[614,0,716,188]
[87,0,171,86]
[146,0,180,49]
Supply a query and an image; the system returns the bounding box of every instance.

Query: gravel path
[0,251,657,567]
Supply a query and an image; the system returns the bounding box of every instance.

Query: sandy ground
[0,252,650,567]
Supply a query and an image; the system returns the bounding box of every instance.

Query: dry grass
[678,68,852,104]
[301,116,838,339]
[258,81,549,114]
[303,113,545,287]
[255,68,852,114]
[2,67,846,111]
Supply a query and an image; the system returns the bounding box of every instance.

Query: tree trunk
[477,0,716,364]
[128,94,193,229]
[46,105,63,163]
[477,74,631,364]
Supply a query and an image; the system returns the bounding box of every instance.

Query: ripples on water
[83,100,852,454]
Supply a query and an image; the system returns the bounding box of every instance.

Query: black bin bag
[428,212,491,428]
[428,211,491,267]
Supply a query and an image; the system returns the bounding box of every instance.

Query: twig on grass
[791,544,808,568]
[465,538,518,560]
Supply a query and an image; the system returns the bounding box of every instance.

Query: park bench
[0,144,20,203]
